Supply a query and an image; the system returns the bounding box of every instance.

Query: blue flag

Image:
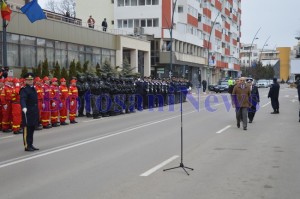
[21,0,47,23]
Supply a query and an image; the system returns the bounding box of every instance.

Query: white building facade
[76,0,242,85]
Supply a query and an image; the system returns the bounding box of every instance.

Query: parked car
[214,80,229,93]
[208,84,217,92]
[256,79,269,88]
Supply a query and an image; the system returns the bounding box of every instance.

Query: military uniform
[20,73,39,151]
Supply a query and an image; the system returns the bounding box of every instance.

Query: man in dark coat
[296,77,300,122]
[20,73,40,152]
[247,79,260,123]
[268,78,280,114]
[202,79,207,93]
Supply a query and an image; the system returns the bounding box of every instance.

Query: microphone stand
[163,90,193,175]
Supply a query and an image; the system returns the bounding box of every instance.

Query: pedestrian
[20,73,39,152]
[87,15,95,29]
[68,79,78,124]
[247,79,260,123]
[65,11,70,23]
[295,76,300,122]
[268,77,280,114]
[59,78,69,125]
[102,18,107,31]
[232,77,251,130]
[201,79,207,93]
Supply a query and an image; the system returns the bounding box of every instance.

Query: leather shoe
[243,127,247,130]
[25,147,34,152]
[60,122,69,125]
[31,146,39,150]
[270,112,277,114]
[249,120,252,123]
[237,123,240,128]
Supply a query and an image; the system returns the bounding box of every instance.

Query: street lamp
[207,11,221,85]
[259,35,271,63]
[248,27,261,67]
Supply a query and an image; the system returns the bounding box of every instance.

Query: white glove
[3,104,8,110]
[42,103,45,109]
[71,101,74,106]
[52,102,56,107]
[22,108,27,113]
[59,103,63,108]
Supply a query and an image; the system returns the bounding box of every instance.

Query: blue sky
[38,0,300,48]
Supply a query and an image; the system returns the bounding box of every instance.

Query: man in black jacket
[268,78,280,114]
[247,79,260,123]
[296,77,300,122]
[20,73,39,152]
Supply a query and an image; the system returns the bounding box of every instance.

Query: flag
[1,0,12,21]
[21,0,47,23]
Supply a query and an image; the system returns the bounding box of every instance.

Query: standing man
[201,79,207,94]
[102,18,107,31]
[20,73,39,152]
[87,15,95,29]
[69,79,78,124]
[268,77,280,114]
[232,77,251,130]
[247,79,260,123]
[295,77,300,122]
[59,78,69,125]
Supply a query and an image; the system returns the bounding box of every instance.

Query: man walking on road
[268,77,280,114]
[296,77,300,122]
[20,73,40,152]
[247,79,260,123]
[232,77,251,130]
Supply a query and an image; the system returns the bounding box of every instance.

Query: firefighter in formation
[0,76,79,134]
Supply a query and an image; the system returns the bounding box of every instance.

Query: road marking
[0,112,195,169]
[284,95,289,98]
[216,125,231,134]
[140,155,179,176]
[295,95,298,98]
[290,99,297,103]
[261,102,271,108]
[0,135,15,140]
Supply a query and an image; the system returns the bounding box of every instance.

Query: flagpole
[2,19,7,67]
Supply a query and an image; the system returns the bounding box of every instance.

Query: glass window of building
[7,33,19,43]
[152,0,158,5]
[146,0,151,5]
[20,35,36,45]
[147,19,152,27]
[118,0,124,6]
[128,19,133,28]
[139,0,145,6]
[37,47,45,65]
[118,19,122,28]
[131,0,137,6]
[141,19,146,27]
[153,18,159,27]
[123,20,128,28]
[134,19,140,27]
[21,46,36,67]
[46,40,54,48]
[7,43,19,67]
[37,38,46,46]
[125,0,130,6]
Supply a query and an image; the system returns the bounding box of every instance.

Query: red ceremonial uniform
[11,78,22,134]
[41,77,51,128]
[34,77,44,125]
[69,80,78,123]
[50,78,60,126]
[59,78,69,124]
[0,79,4,130]
[1,78,13,132]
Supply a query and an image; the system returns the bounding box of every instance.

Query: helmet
[43,76,49,82]
[51,78,58,82]
[60,78,66,82]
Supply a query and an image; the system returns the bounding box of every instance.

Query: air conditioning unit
[134,27,144,36]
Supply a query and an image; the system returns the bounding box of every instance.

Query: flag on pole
[1,0,12,21]
[21,0,47,23]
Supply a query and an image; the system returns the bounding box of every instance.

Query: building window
[139,0,145,6]
[118,0,124,6]
[141,19,146,27]
[118,19,122,28]
[153,18,159,27]
[178,6,183,13]
[152,0,158,5]
[125,0,130,6]
[128,19,133,28]
[131,0,137,6]
[146,0,151,5]
[123,20,128,28]
[21,45,36,68]
[147,19,152,27]
[134,19,140,27]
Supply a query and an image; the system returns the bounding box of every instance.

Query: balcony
[159,51,206,66]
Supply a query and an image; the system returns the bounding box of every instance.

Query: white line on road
[216,125,231,134]
[0,112,194,169]
[140,155,179,177]
[261,102,271,108]
[284,95,290,98]
[0,135,15,140]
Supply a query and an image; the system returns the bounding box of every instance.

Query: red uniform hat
[51,77,58,82]
[43,76,49,81]
[34,77,42,82]
[70,79,77,83]
[13,78,20,83]
[5,77,13,82]
[60,78,66,82]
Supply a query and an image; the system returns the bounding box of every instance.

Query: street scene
[0,85,299,199]
[1,0,300,198]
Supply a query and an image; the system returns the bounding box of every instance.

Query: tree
[95,62,101,77]
[76,60,82,73]
[68,59,77,81]
[82,61,89,73]
[101,59,114,76]
[36,62,42,77]
[53,61,61,80]
[42,59,50,78]
[46,0,76,17]
[20,66,28,78]
[120,57,135,77]
[61,67,69,82]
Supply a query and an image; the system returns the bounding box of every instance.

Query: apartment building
[1,1,151,77]
[76,0,242,85]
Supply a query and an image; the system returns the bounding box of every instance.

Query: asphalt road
[0,84,299,199]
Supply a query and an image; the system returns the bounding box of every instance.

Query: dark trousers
[236,107,248,128]
[248,105,257,121]
[203,86,207,92]
[78,95,85,115]
[23,126,35,149]
[271,98,279,111]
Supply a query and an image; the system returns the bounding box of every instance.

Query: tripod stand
[163,90,193,175]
